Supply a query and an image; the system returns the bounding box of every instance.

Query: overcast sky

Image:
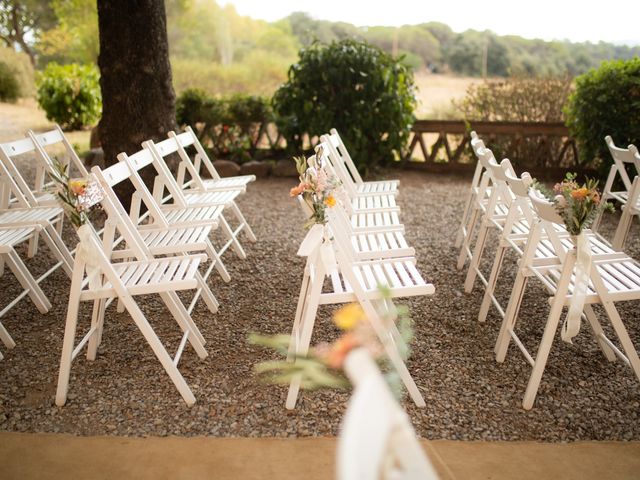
[223,0,640,45]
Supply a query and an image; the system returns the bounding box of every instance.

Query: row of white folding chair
[55,176,213,406]
[286,148,433,409]
[475,162,617,324]
[495,188,640,409]
[0,137,79,359]
[316,141,403,231]
[320,128,400,197]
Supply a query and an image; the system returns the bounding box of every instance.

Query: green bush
[272,39,417,172]
[176,89,273,162]
[565,58,640,170]
[0,47,34,97]
[36,62,101,130]
[0,61,20,102]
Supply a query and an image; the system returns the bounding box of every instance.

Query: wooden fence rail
[403,119,580,169]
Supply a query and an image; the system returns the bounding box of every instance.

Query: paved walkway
[1,433,639,479]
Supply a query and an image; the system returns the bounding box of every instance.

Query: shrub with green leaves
[176,89,272,162]
[36,63,102,130]
[0,61,20,102]
[565,58,640,170]
[272,39,417,172]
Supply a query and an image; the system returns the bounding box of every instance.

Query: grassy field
[414,73,483,119]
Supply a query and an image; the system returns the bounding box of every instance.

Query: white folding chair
[612,175,640,251]
[169,126,256,192]
[285,203,434,409]
[0,224,53,360]
[337,348,439,480]
[495,189,640,409]
[143,137,256,249]
[321,129,399,196]
[55,209,211,406]
[0,139,74,274]
[118,148,236,282]
[91,163,220,315]
[593,136,640,231]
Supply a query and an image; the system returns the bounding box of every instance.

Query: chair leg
[86,298,106,361]
[367,301,426,407]
[6,250,51,313]
[457,207,479,270]
[612,208,633,251]
[27,231,39,258]
[0,320,15,349]
[583,304,616,362]
[121,295,197,406]
[192,270,219,314]
[160,291,207,356]
[287,269,312,362]
[206,240,231,283]
[601,300,640,383]
[522,301,563,410]
[478,244,507,322]
[464,220,491,293]
[219,213,247,260]
[55,263,85,406]
[286,269,323,410]
[231,201,257,243]
[495,272,529,361]
[455,190,474,248]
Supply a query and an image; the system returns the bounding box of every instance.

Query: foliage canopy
[273,39,417,172]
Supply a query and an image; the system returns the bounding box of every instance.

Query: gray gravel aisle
[0,170,638,441]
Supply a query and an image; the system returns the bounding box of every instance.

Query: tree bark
[97,0,176,206]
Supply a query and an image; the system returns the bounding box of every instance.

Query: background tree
[97,0,177,204]
[0,0,54,66]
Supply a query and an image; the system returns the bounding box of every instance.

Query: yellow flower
[324,195,336,207]
[68,179,87,196]
[333,303,365,330]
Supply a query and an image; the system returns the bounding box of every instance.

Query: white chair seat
[0,227,36,253]
[355,181,398,196]
[182,189,242,206]
[201,175,255,190]
[0,206,63,226]
[160,204,225,226]
[81,255,205,300]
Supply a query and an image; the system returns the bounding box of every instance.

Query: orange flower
[290,182,307,197]
[323,333,359,369]
[69,179,87,196]
[571,187,589,200]
[324,195,336,207]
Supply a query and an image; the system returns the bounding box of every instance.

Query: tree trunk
[97,0,176,206]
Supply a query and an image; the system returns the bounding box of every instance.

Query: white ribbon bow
[76,224,102,291]
[562,233,592,343]
[297,224,337,273]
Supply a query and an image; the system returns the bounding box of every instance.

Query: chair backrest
[326,129,363,183]
[141,138,189,206]
[320,135,360,198]
[113,149,171,228]
[169,126,221,188]
[28,126,89,181]
[0,137,45,208]
[90,164,151,261]
[605,136,640,191]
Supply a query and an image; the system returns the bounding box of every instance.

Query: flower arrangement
[290,146,341,228]
[48,159,103,227]
[541,172,614,236]
[249,288,413,393]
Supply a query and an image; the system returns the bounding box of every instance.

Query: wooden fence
[403,120,579,169]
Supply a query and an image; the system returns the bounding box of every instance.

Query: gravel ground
[0,169,639,441]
